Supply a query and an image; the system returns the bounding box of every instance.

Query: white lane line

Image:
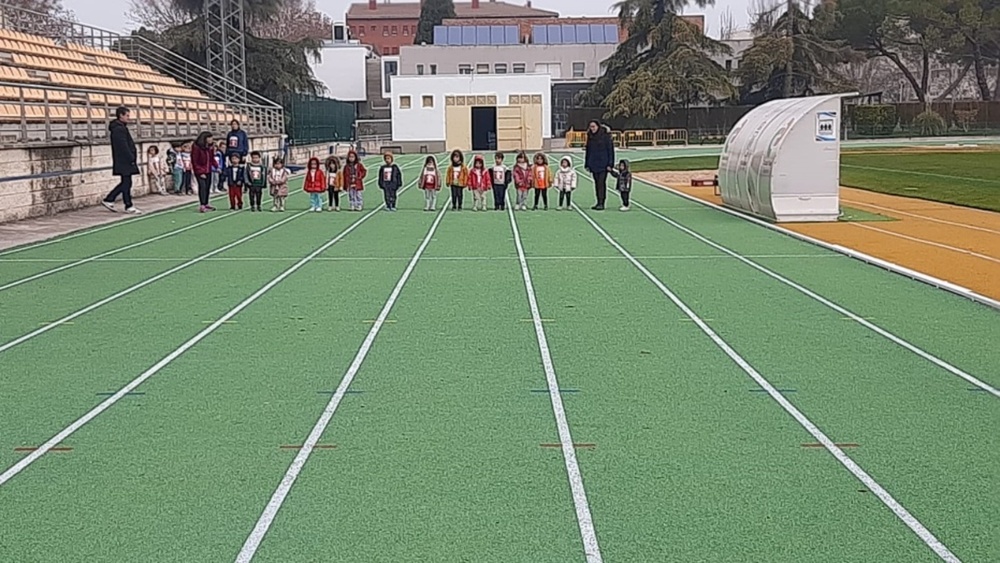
[234,201,450,563]
[0,253,840,263]
[840,199,1000,236]
[0,192,400,486]
[605,181,1000,398]
[0,210,299,352]
[0,209,238,292]
[850,223,1000,265]
[507,200,603,563]
[572,204,961,563]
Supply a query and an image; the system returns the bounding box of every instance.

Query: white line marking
[0,209,238,292]
[841,199,1000,236]
[0,195,397,486]
[234,202,450,563]
[572,204,961,563]
[507,199,603,563]
[851,223,1000,265]
[603,178,1000,397]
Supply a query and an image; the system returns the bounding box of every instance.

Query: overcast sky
[62,0,753,39]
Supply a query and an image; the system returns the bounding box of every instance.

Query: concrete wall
[398,44,615,80]
[0,135,281,224]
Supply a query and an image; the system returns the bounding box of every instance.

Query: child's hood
[450,149,465,165]
[619,160,631,173]
[560,155,572,169]
[424,156,438,170]
[325,155,341,171]
[472,154,485,169]
[383,153,394,164]
[346,150,360,164]
[533,152,548,166]
[307,157,321,169]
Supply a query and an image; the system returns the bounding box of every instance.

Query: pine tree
[414,0,456,45]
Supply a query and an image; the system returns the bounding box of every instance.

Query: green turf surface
[0,151,997,562]
[838,205,895,222]
[628,156,721,173]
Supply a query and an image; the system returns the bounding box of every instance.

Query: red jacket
[513,164,532,190]
[303,168,327,193]
[468,167,490,190]
[191,142,213,176]
[343,162,367,190]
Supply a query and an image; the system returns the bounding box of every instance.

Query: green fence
[282,94,356,144]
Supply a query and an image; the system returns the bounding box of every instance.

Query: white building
[390,74,552,153]
[309,41,371,102]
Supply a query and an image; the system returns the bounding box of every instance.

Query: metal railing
[0,2,283,138]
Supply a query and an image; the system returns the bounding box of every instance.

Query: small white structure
[309,41,370,102]
[390,74,552,153]
[718,93,853,222]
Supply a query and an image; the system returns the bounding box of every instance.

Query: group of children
[415,150,633,212]
[147,145,634,213]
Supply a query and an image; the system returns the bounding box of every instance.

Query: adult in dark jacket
[584,120,615,210]
[191,131,217,213]
[225,120,250,162]
[101,106,141,214]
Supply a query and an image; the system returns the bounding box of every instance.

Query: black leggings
[621,190,631,207]
[383,187,398,208]
[450,186,464,209]
[248,187,263,208]
[559,191,572,207]
[328,188,340,208]
[196,174,211,206]
[492,185,507,210]
[534,189,548,208]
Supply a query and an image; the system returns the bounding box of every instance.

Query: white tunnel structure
[718,93,853,222]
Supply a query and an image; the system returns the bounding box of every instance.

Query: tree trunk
[935,59,973,101]
[882,49,926,103]
[994,57,1000,101]
[783,0,794,98]
[920,49,930,108]
[971,41,992,100]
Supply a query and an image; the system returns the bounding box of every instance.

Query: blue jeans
[309,193,323,209]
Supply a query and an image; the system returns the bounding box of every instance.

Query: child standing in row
[609,159,632,211]
[166,142,180,193]
[269,157,290,212]
[378,152,403,212]
[555,156,577,210]
[325,155,343,211]
[531,152,552,211]
[343,150,367,211]
[447,150,468,211]
[420,155,441,211]
[225,153,246,210]
[179,142,193,195]
[513,151,531,211]
[468,155,490,212]
[146,146,168,195]
[491,152,511,211]
[304,157,326,212]
[244,151,268,212]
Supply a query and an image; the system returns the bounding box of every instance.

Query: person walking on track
[584,120,615,211]
[101,106,141,214]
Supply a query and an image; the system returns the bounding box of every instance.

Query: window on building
[494,63,508,74]
[725,59,732,71]
[370,25,376,32]
[476,63,490,74]
[417,64,425,75]
[458,64,473,75]
[382,26,388,36]
[429,64,438,75]
[422,95,434,108]
[358,26,365,37]
[572,62,585,78]
[512,63,526,74]
[391,25,398,36]
[383,59,398,94]
[399,95,411,109]
[403,25,409,36]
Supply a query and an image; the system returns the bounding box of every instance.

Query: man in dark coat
[584,120,615,210]
[102,106,141,214]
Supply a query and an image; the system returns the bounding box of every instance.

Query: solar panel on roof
[590,24,605,43]
[562,24,576,44]
[448,26,462,45]
[532,25,547,45]
[547,24,561,44]
[433,26,447,45]
[605,24,619,43]
[477,25,490,45]
[576,24,591,44]
[490,25,504,45]
[505,25,519,44]
[462,26,476,45]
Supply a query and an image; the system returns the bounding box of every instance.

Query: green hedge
[851,105,898,136]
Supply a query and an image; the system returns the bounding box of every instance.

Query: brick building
[346,0,557,55]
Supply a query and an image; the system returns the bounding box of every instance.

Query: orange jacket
[532,164,553,190]
[447,164,469,187]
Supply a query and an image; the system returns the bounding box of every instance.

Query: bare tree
[747,0,780,36]
[126,0,191,32]
[718,7,735,41]
[249,0,332,42]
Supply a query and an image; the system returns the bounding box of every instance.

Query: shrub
[851,105,898,136]
[914,110,946,136]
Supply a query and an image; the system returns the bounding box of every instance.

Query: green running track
[0,153,997,562]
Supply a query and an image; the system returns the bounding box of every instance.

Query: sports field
[1,152,998,562]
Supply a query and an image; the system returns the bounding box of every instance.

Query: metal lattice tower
[205,0,247,102]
